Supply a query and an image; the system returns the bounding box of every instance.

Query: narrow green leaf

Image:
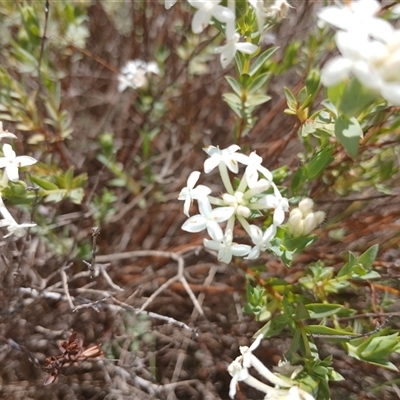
[245,94,271,107]
[249,47,278,76]
[225,76,242,97]
[306,304,343,319]
[357,244,379,270]
[247,72,270,94]
[31,176,59,191]
[306,146,334,180]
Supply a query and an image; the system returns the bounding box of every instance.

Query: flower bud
[303,212,317,235]
[298,198,314,215]
[314,211,326,225]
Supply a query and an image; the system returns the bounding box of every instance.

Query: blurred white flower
[0,122,17,141]
[0,196,36,238]
[117,59,159,92]
[317,0,392,42]
[181,197,234,240]
[188,0,235,34]
[214,32,258,69]
[250,0,292,34]
[204,229,251,263]
[178,171,211,217]
[0,143,37,183]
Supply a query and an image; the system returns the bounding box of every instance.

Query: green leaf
[284,86,297,110]
[245,94,271,107]
[249,47,278,76]
[30,176,59,191]
[357,244,379,269]
[295,303,310,320]
[306,304,343,319]
[225,76,242,97]
[256,314,289,338]
[247,72,270,94]
[335,116,363,158]
[223,92,242,105]
[306,146,334,180]
[338,78,378,117]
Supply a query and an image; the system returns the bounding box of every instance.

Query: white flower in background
[0,122,17,141]
[117,59,160,92]
[178,171,211,217]
[318,0,400,104]
[245,224,276,259]
[203,144,248,174]
[250,0,292,34]
[204,229,251,263]
[181,197,234,240]
[165,0,177,9]
[317,0,392,43]
[188,0,235,34]
[320,30,382,89]
[0,196,36,238]
[0,143,37,183]
[215,32,258,69]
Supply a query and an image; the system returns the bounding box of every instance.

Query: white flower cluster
[165,0,292,69]
[117,59,160,93]
[227,335,315,399]
[178,144,289,263]
[0,121,37,238]
[286,198,325,238]
[318,0,400,105]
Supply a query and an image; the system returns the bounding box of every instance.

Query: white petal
[244,246,261,260]
[273,207,285,226]
[2,143,15,160]
[192,184,212,198]
[321,57,352,86]
[206,221,224,241]
[249,224,263,243]
[231,243,251,256]
[212,5,235,24]
[218,247,233,263]
[187,171,201,189]
[181,215,207,232]
[204,155,220,173]
[381,82,400,105]
[224,157,239,173]
[191,9,212,34]
[183,197,191,217]
[203,238,223,251]
[14,155,37,167]
[198,197,212,217]
[235,42,258,55]
[211,206,234,222]
[5,164,19,182]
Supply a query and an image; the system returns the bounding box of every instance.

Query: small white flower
[118,59,159,92]
[188,0,235,34]
[0,196,36,238]
[0,219,36,238]
[0,122,17,141]
[215,32,258,69]
[245,224,276,259]
[204,229,251,263]
[181,197,234,240]
[0,143,37,182]
[263,184,289,226]
[242,151,273,188]
[203,144,250,174]
[178,171,211,217]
